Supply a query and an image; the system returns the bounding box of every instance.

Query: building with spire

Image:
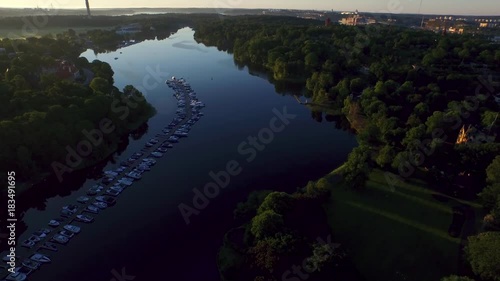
[456,124,497,145]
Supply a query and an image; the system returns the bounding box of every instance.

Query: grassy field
[323,169,484,281]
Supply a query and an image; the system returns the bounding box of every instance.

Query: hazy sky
[1,0,499,15]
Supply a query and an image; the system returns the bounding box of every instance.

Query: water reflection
[0,123,149,254]
[172,41,209,53]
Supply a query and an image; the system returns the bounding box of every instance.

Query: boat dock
[0,77,205,280]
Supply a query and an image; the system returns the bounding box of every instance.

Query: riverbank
[12,107,156,197]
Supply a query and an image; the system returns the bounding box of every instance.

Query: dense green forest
[194,16,500,281]
[0,30,155,186]
[0,13,498,281]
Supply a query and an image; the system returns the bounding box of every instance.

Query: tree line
[0,33,155,187]
[193,16,500,281]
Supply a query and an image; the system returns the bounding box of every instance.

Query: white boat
[156,147,168,153]
[168,137,179,143]
[105,189,121,196]
[51,234,69,244]
[77,196,90,203]
[96,195,116,205]
[76,214,94,223]
[59,230,75,238]
[6,272,27,281]
[93,201,108,209]
[60,209,74,218]
[32,230,47,238]
[127,172,142,180]
[87,187,100,196]
[22,259,41,270]
[132,168,144,174]
[63,205,79,212]
[85,205,100,214]
[141,158,156,165]
[117,179,133,186]
[40,242,58,252]
[137,164,151,171]
[115,167,126,173]
[151,152,163,158]
[110,185,125,192]
[104,170,118,177]
[39,228,51,234]
[21,240,35,248]
[63,224,81,233]
[30,253,51,263]
[48,219,61,227]
[28,235,41,242]
[174,132,188,137]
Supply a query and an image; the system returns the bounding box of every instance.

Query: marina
[0,77,204,281]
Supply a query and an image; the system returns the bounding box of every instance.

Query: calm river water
[10,27,356,281]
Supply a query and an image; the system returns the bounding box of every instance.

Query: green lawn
[323,170,483,281]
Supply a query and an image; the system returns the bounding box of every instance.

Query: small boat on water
[39,228,51,234]
[93,201,108,209]
[117,179,133,186]
[115,166,127,173]
[127,172,142,180]
[21,240,35,249]
[48,219,63,227]
[28,235,41,243]
[58,230,75,238]
[110,185,125,192]
[137,164,151,171]
[22,259,40,270]
[96,195,116,205]
[77,196,90,204]
[40,242,58,252]
[151,152,163,158]
[104,170,118,177]
[142,158,156,164]
[87,186,103,196]
[60,209,74,218]
[63,224,81,234]
[62,204,79,213]
[105,189,121,197]
[5,271,27,281]
[85,205,100,214]
[51,234,69,244]
[30,253,51,263]
[101,177,115,185]
[76,214,94,223]
[32,230,48,238]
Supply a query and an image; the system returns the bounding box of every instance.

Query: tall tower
[85,0,91,18]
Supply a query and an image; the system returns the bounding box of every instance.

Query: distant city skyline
[1,0,500,16]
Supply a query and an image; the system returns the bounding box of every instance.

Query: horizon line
[0,6,499,17]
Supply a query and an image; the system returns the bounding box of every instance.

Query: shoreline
[13,107,157,197]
